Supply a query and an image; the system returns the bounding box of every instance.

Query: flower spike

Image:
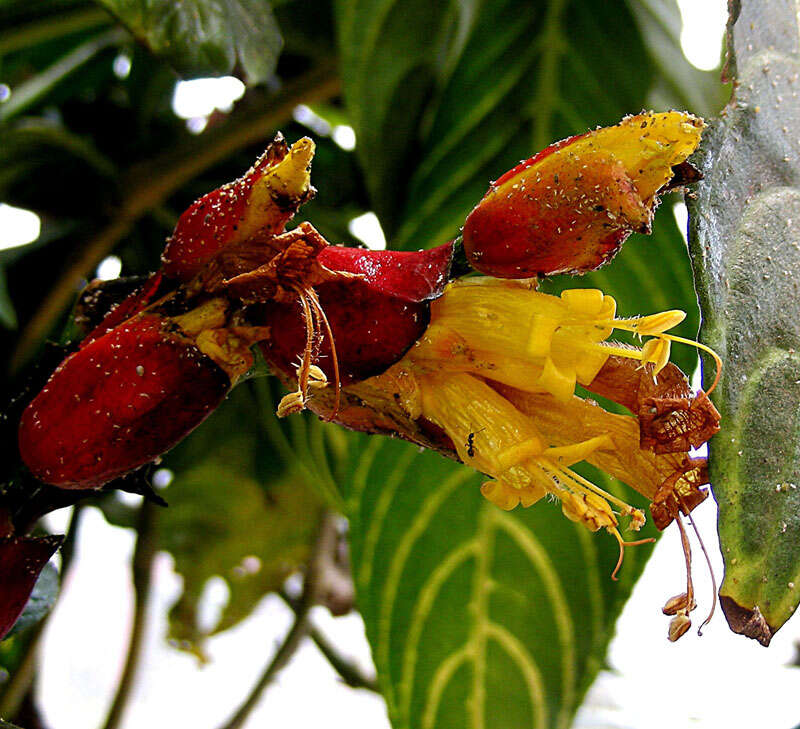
[16,118,719,642]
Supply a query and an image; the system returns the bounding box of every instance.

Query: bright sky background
[11,3,800,729]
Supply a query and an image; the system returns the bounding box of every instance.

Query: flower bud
[18,314,230,488]
[161,135,316,281]
[462,112,704,278]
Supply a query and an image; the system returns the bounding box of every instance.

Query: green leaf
[0,26,126,123]
[0,3,112,57]
[687,0,800,644]
[0,120,118,217]
[335,0,457,235]
[336,435,655,729]
[157,385,323,654]
[95,0,283,83]
[0,719,25,729]
[4,562,59,639]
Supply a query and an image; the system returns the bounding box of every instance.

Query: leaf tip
[720,594,774,646]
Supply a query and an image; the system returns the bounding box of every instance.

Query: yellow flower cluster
[376,278,716,575]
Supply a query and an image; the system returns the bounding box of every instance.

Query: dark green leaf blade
[0,268,18,330]
[388,0,722,254]
[95,0,283,82]
[688,0,800,643]
[338,435,655,729]
[626,0,728,116]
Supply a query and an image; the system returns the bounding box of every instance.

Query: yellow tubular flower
[416,370,642,534]
[365,277,719,577]
[410,278,693,400]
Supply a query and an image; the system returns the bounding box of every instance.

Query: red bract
[0,535,62,641]
[79,271,165,345]
[18,314,229,488]
[317,243,454,303]
[258,242,454,385]
[161,135,315,282]
[462,112,704,277]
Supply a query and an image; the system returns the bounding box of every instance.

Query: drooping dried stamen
[677,513,694,609]
[610,530,657,581]
[277,286,316,417]
[275,283,343,420]
[665,512,696,642]
[304,287,342,421]
[680,496,718,635]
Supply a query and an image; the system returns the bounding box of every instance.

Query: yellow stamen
[612,310,686,336]
[659,333,723,396]
[552,460,645,527]
[640,337,671,376]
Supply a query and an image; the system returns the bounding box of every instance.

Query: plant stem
[277,590,379,693]
[216,511,337,729]
[0,27,128,122]
[10,63,341,373]
[99,500,158,729]
[0,504,85,720]
[0,6,113,56]
[0,624,42,721]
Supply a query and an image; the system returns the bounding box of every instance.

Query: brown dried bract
[650,458,709,530]
[588,355,720,454]
[221,222,356,304]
